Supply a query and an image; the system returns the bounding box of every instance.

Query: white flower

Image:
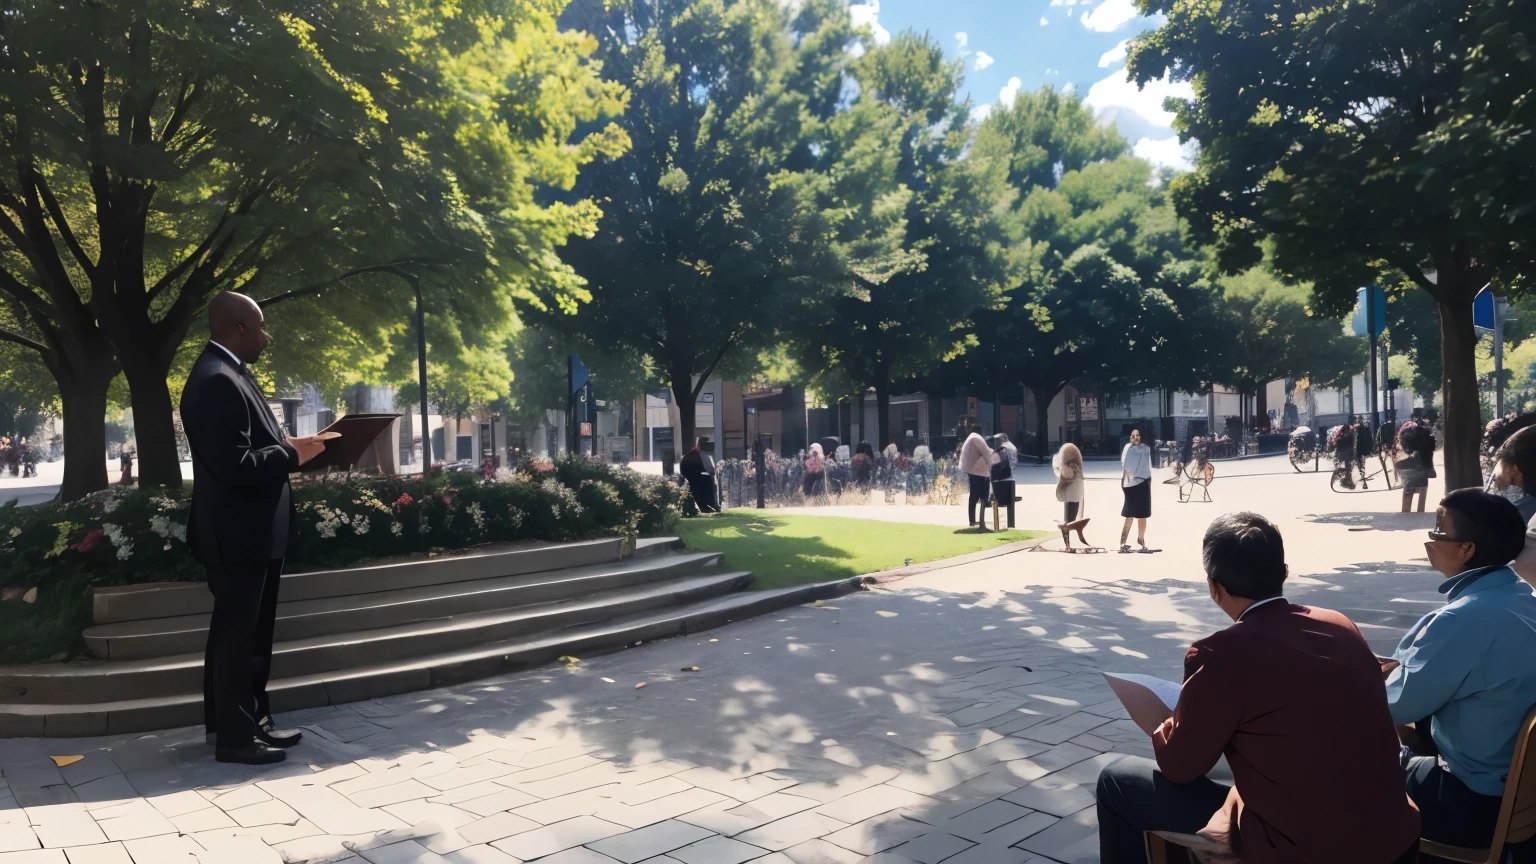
[467,502,485,530]
[102,498,119,514]
[390,521,403,536]
[352,518,370,536]
[116,541,133,560]
[7,527,19,538]
[316,522,336,539]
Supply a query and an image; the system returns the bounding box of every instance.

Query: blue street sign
[1351,286,1386,337]
[1475,286,1496,332]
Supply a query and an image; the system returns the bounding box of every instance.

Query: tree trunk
[874,369,891,451]
[1255,385,1268,433]
[670,370,696,450]
[120,354,184,489]
[1437,290,1482,490]
[57,368,115,501]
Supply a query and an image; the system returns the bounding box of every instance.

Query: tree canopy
[1129,0,1536,487]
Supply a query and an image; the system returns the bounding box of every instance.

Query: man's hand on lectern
[288,435,328,466]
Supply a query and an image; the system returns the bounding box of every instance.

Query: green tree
[1215,268,1365,420]
[1130,0,1536,488]
[0,0,626,498]
[788,32,1017,449]
[540,0,854,444]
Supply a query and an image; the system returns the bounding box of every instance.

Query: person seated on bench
[1386,488,1536,858]
[1491,426,1536,586]
[1096,512,1419,864]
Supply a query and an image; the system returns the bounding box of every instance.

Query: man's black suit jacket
[179,344,299,565]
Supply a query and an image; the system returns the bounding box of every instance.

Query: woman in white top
[1054,442,1090,548]
[1119,429,1154,552]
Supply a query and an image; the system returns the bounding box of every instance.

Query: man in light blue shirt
[1387,488,1536,855]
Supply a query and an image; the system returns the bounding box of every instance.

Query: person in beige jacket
[960,429,993,527]
[1054,442,1090,548]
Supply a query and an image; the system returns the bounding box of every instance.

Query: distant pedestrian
[803,443,825,497]
[118,446,135,485]
[1054,442,1090,548]
[680,438,719,513]
[1119,429,1153,552]
[960,427,992,527]
[1396,421,1436,514]
[988,435,1016,529]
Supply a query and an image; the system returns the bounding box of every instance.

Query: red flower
[72,528,104,553]
[393,493,414,508]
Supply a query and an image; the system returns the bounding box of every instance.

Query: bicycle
[1329,450,1398,493]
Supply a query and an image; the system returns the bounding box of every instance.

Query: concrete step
[0,575,865,738]
[0,568,750,706]
[91,537,628,625]
[83,551,723,661]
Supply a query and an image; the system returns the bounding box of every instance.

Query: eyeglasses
[1426,529,1468,544]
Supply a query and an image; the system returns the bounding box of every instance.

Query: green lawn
[674,512,1045,590]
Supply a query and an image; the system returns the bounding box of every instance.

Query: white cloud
[1133,135,1197,172]
[1039,16,1050,25]
[1081,0,1139,32]
[1045,67,1061,76]
[850,1,890,45]
[955,31,968,48]
[1084,69,1193,129]
[1098,39,1130,68]
[970,103,995,124]
[999,76,1023,107]
[974,51,995,70]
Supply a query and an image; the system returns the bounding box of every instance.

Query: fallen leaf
[22,587,37,604]
[49,755,83,767]
[601,677,616,684]
[634,682,647,689]
[634,641,643,647]
[558,655,580,665]
[681,666,699,672]
[876,611,898,618]
[709,638,719,643]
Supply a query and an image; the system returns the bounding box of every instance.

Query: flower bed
[0,458,685,665]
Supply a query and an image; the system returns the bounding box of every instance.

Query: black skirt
[1121,479,1152,518]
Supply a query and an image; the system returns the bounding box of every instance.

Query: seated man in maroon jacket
[1095,512,1420,864]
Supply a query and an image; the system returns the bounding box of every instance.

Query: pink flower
[72,529,104,553]
[441,495,454,506]
[393,493,414,508]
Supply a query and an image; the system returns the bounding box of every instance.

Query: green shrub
[0,458,685,665]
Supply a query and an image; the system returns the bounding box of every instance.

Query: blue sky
[847,0,1196,170]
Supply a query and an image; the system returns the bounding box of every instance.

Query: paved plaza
[0,455,1450,864]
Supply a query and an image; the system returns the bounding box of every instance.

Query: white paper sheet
[1102,672,1184,735]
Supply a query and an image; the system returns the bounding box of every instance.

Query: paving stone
[72,777,138,812]
[1018,743,1101,775]
[455,812,540,847]
[513,765,629,802]
[438,846,519,864]
[592,789,729,832]
[227,801,304,829]
[147,793,214,820]
[776,840,859,864]
[886,832,973,864]
[785,768,900,805]
[0,827,39,855]
[931,801,1034,841]
[206,788,273,812]
[670,771,793,806]
[355,841,448,864]
[675,794,819,837]
[489,816,626,861]
[1010,713,1114,747]
[61,845,131,864]
[168,810,238,835]
[26,804,108,849]
[979,812,1059,848]
[536,850,623,864]
[727,812,846,854]
[821,813,927,857]
[585,820,715,863]
[424,785,507,808]
[1015,809,1097,864]
[813,786,933,826]
[945,704,1027,728]
[497,757,605,790]
[664,836,765,864]
[513,787,623,827]
[347,783,439,811]
[380,802,476,834]
[193,834,284,864]
[256,777,405,836]
[0,851,66,864]
[451,788,538,820]
[264,834,356,864]
[415,766,522,795]
[121,834,202,864]
[612,780,691,808]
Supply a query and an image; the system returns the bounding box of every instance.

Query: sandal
[1119,544,1132,554]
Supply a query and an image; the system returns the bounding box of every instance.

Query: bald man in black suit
[180,292,328,765]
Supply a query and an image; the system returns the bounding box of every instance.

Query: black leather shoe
[257,717,302,749]
[215,743,287,765]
